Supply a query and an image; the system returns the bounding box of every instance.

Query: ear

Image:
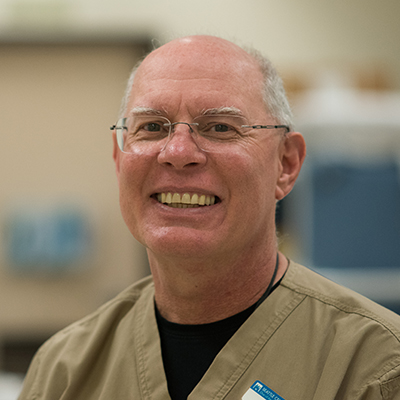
[275,132,306,200]
[112,130,121,182]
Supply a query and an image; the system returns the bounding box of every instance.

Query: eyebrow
[129,106,164,117]
[201,107,245,117]
[128,106,246,119]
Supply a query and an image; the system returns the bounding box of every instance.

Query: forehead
[129,38,266,117]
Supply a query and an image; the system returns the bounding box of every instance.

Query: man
[19,35,400,399]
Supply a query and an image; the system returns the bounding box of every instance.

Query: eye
[193,115,245,142]
[212,124,230,133]
[130,117,170,139]
[205,121,240,139]
[143,122,163,132]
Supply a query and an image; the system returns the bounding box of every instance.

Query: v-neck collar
[134,262,304,399]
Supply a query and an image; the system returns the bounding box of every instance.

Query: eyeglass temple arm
[242,124,290,133]
[110,124,128,130]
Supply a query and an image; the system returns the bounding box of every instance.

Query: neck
[148,249,288,325]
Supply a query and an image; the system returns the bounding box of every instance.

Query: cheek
[118,160,141,201]
[117,156,150,229]
[118,178,140,235]
[225,145,280,198]
[118,153,152,191]
[218,148,280,246]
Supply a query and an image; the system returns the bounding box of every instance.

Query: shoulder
[280,261,400,397]
[282,261,400,332]
[19,276,155,399]
[48,274,155,345]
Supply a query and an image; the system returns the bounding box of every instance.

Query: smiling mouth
[155,192,218,208]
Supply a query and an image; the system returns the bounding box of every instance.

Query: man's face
[113,37,288,264]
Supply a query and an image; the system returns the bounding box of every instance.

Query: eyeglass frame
[110,116,290,153]
[110,121,290,133]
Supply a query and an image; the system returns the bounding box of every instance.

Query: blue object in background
[5,206,90,274]
[284,158,400,315]
[311,161,400,269]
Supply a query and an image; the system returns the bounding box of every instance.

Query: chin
[145,227,221,259]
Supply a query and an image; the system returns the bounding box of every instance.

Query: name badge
[242,380,285,400]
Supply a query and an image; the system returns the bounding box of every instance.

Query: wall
[1,0,399,88]
[0,41,150,364]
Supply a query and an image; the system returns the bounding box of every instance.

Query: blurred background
[0,0,399,397]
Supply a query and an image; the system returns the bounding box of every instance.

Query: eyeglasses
[110,114,290,155]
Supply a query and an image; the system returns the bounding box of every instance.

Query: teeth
[157,192,216,207]
[191,194,199,205]
[182,193,191,204]
[172,193,180,204]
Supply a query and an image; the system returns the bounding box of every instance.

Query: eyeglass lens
[114,114,279,155]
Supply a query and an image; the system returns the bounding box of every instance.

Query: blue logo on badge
[250,380,284,400]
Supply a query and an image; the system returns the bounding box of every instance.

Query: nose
[157,123,207,169]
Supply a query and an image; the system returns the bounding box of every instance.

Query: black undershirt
[155,278,282,400]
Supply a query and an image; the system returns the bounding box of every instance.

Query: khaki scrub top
[18,262,400,400]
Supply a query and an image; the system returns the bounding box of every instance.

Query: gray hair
[118,61,141,119]
[245,47,294,131]
[118,44,294,130]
